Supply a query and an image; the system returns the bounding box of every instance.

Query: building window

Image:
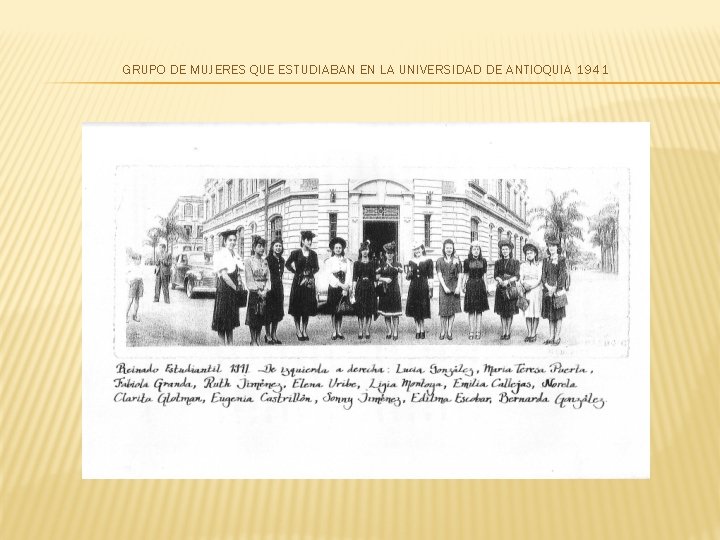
[211,195,216,216]
[239,180,245,201]
[497,180,503,199]
[197,225,203,239]
[199,204,205,219]
[227,180,233,207]
[238,228,245,257]
[328,212,338,240]
[184,225,193,239]
[505,182,511,207]
[270,216,283,241]
[471,218,479,243]
[218,188,224,211]
[184,203,193,217]
[424,214,431,247]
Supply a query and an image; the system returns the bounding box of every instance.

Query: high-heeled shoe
[475,332,481,340]
[365,334,370,340]
[386,334,392,340]
[393,334,398,341]
[358,333,364,340]
[439,333,445,340]
[296,333,303,341]
[416,332,421,339]
[447,333,453,341]
[331,334,338,341]
[421,331,426,339]
[468,333,473,340]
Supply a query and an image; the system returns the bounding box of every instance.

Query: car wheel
[186,279,195,299]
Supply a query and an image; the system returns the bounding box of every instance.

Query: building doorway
[363,220,398,262]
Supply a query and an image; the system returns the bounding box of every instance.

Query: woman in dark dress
[541,237,569,345]
[353,241,377,340]
[264,238,285,344]
[326,237,353,340]
[376,241,403,340]
[211,230,243,345]
[405,241,433,339]
[244,236,271,346]
[493,239,520,340]
[436,238,462,340]
[285,230,320,341]
[462,240,490,340]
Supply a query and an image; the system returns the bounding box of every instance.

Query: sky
[117,167,624,258]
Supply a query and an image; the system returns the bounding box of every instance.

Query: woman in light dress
[519,242,542,342]
[244,236,271,346]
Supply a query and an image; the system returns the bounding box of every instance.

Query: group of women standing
[210,229,568,345]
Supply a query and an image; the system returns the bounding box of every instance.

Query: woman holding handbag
[519,242,543,342]
[286,230,320,341]
[211,230,244,345]
[353,241,377,340]
[245,236,271,346]
[436,238,462,340]
[325,237,354,340]
[493,238,520,340]
[541,236,568,345]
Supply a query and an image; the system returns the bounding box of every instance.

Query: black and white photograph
[84,124,648,479]
[112,128,630,356]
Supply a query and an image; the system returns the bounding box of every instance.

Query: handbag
[517,296,529,311]
[504,284,519,301]
[255,295,266,316]
[552,293,568,309]
[335,296,355,316]
[299,276,315,289]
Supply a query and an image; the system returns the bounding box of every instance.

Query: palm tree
[589,201,619,273]
[144,227,162,263]
[528,189,585,251]
[156,216,189,257]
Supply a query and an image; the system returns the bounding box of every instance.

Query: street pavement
[126,266,626,348]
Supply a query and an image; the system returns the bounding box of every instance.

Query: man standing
[154,244,172,303]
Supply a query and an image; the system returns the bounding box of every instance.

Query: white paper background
[83,123,649,479]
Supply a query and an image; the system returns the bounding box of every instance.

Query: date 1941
[577,65,609,75]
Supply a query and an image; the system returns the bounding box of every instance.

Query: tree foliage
[589,200,620,273]
[528,189,585,251]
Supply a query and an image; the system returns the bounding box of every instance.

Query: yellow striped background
[1,27,719,540]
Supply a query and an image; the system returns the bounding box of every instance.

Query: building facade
[168,195,205,252]
[202,178,530,272]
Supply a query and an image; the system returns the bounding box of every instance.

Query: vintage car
[170,252,218,298]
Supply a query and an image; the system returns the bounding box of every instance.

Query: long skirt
[405,279,431,320]
[494,284,519,317]
[354,278,377,318]
[377,281,402,317]
[265,283,284,323]
[464,278,489,314]
[438,290,461,317]
[211,272,240,332]
[288,278,317,317]
[245,291,267,329]
[542,294,567,321]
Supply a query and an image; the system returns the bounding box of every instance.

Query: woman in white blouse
[325,237,353,340]
[211,230,244,345]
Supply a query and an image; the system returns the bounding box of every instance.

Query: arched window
[470,217,480,243]
[184,203,193,217]
[270,216,283,241]
[198,204,205,219]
